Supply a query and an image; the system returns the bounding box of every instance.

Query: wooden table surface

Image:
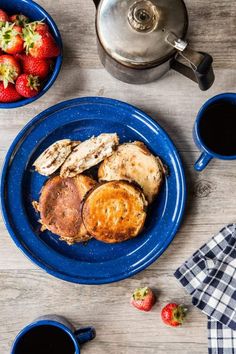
[1,1,236,353]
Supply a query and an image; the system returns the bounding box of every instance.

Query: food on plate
[0,54,21,88]
[0,82,22,102]
[15,73,40,98]
[60,133,119,178]
[131,287,156,312]
[82,180,147,243]
[34,175,97,245]
[33,139,80,176]
[0,8,60,103]
[32,133,166,245]
[98,141,165,203]
[161,303,187,327]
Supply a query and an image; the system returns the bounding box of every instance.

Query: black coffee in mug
[15,325,75,354]
[199,100,236,156]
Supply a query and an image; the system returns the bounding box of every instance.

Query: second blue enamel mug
[193,93,236,171]
[11,315,95,354]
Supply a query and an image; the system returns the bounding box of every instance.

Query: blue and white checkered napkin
[174,224,236,354]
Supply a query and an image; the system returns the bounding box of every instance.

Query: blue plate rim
[0,97,186,284]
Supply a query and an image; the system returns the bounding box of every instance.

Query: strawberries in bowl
[0,3,62,108]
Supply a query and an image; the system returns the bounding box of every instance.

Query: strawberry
[23,23,60,58]
[0,82,22,102]
[16,73,40,98]
[16,54,51,79]
[0,22,24,54]
[0,54,21,88]
[28,21,50,34]
[13,25,23,34]
[9,14,30,27]
[0,9,9,26]
[161,303,187,327]
[131,287,156,312]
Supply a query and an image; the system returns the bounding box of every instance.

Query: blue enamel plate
[1,97,186,284]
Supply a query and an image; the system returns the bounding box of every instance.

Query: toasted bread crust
[98,142,165,203]
[82,181,147,243]
[38,175,97,244]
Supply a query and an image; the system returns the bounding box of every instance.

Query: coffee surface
[199,101,236,156]
[15,325,75,354]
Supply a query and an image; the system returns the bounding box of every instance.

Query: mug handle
[75,326,96,344]
[166,32,214,91]
[194,152,212,171]
[92,0,100,7]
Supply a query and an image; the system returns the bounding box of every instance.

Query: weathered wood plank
[0,0,235,353]
[0,270,207,354]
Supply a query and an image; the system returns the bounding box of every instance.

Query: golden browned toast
[98,141,165,203]
[82,181,147,243]
[37,174,97,244]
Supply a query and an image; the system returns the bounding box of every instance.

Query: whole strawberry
[0,82,22,102]
[16,74,40,98]
[28,21,50,34]
[0,54,21,88]
[9,14,30,27]
[16,54,51,79]
[23,23,60,58]
[131,287,156,312]
[161,303,187,327]
[0,22,24,54]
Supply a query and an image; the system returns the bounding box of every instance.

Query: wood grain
[0,0,236,353]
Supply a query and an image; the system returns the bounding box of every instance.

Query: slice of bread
[33,139,79,176]
[60,133,119,178]
[98,142,165,203]
[82,181,147,243]
[37,174,97,244]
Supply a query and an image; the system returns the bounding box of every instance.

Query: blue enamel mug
[11,315,96,354]
[193,93,236,171]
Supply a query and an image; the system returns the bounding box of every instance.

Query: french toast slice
[82,181,147,243]
[33,139,79,176]
[98,141,165,203]
[60,133,119,178]
[37,174,97,244]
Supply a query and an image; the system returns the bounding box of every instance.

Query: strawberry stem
[27,75,40,91]
[0,22,21,50]
[0,63,18,88]
[173,305,187,324]
[22,25,41,55]
[132,287,149,300]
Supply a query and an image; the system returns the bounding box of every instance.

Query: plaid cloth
[174,224,236,354]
